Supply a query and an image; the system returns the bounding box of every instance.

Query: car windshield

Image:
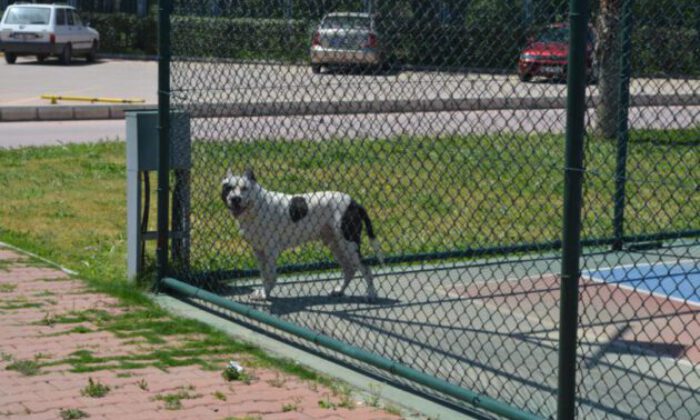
[537,27,569,43]
[4,7,51,25]
[321,15,371,30]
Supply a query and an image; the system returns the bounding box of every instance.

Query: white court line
[581,259,700,307]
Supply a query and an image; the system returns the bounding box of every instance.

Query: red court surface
[456,273,700,365]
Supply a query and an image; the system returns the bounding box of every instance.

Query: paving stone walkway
[0,246,400,419]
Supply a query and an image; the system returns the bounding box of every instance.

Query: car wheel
[60,44,72,65]
[311,64,322,74]
[36,54,48,63]
[518,72,532,82]
[5,53,17,64]
[86,41,98,63]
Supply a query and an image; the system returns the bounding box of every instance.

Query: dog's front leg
[251,249,278,301]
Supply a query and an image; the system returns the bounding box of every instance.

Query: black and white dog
[221,168,383,301]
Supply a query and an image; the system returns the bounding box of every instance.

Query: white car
[310,12,384,73]
[0,3,99,64]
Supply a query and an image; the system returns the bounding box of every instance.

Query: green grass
[153,386,202,410]
[80,377,110,398]
[6,360,41,376]
[0,298,43,310]
[0,284,17,293]
[318,393,339,410]
[18,304,330,381]
[59,408,89,420]
[187,129,699,274]
[0,133,696,280]
[0,259,14,271]
[282,401,298,412]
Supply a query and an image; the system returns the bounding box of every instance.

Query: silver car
[310,12,383,73]
[0,4,99,64]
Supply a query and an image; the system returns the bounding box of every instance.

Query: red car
[517,23,597,82]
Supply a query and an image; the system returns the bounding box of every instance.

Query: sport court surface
[583,259,700,307]
[210,243,700,418]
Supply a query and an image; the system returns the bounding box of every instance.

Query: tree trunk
[596,0,622,139]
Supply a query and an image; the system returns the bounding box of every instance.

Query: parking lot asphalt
[0,57,157,106]
[0,57,156,124]
[2,56,699,121]
[1,56,698,151]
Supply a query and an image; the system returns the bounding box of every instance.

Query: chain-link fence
[156,0,699,418]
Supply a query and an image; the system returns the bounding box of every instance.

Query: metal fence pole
[558,0,590,417]
[156,0,172,288]
[612,0,634,251]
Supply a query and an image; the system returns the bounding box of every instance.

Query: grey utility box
[126,110,191,281]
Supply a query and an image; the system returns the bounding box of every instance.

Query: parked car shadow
[14,57,107,67]
[316,62,403,77]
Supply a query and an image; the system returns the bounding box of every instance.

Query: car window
[4,7,51,25]
[71,10,83,26]
[536,26,595,45]
[321,16,371,30]
[66,9,74,25]
[537,27,569,43]
[56,9,66,26]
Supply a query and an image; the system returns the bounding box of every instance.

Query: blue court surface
[583,260,700,305]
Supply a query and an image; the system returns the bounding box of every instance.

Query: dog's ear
[225,168,233,179]
[244,167,256,183]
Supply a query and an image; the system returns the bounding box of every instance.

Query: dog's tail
[357,204,385,266]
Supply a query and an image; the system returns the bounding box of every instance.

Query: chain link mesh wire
[576,0,700,418]
[164,0,698,418]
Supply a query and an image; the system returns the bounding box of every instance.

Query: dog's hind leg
[359,261,377,302]
[251,249,278,300]
[338,200,378,301]
[327,239,356,297]
[335,239,377,302]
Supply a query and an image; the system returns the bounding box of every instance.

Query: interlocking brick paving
[0,246,401,419]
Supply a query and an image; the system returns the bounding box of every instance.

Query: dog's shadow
[218,283,256,296]
[250,294,399,317]
[220,281,400,317]
[269,295,399,317]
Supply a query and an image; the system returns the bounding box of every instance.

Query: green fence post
[612,0,634,251]
[558,0,590,417]
[156,0,172,288]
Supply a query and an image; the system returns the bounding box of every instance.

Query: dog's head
[221,168,258,218]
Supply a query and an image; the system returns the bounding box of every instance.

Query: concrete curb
[0,104,156,122]
[1,93,697,122]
